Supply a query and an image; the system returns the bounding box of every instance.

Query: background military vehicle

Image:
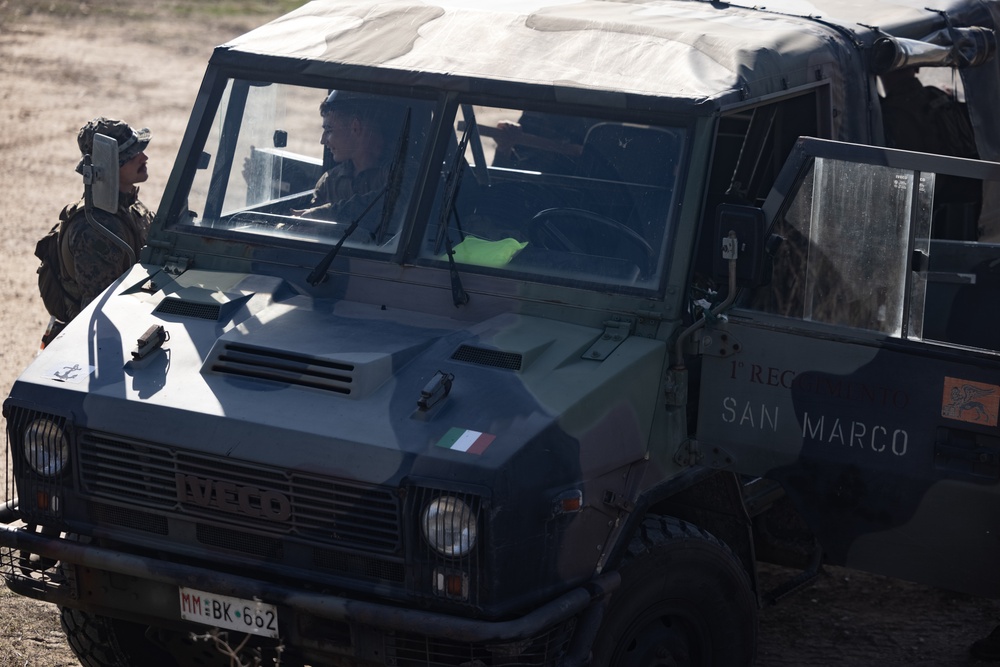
[3,0,1000,665]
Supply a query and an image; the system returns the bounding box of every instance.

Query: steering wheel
[527,207,655,272]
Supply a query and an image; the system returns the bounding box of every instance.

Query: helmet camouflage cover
[76,117,151,170]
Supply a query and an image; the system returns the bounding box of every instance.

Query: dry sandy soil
[1,2,1000,666]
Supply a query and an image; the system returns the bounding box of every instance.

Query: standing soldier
[42,117,153,346]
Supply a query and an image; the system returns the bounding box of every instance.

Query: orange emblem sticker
[941,377,1000,426]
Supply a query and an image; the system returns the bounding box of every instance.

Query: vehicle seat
[575,123,681,237]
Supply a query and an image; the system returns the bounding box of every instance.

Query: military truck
[5,1,1000,665]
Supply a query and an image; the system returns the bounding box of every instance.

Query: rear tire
[591,516,758,667]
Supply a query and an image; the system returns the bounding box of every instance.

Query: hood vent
[211,342,355,394]
[155,298,221,321]
[451,345,522,371]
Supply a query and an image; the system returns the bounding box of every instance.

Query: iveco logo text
[175,474,291,521]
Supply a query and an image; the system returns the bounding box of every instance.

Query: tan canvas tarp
[215,0,1000,157]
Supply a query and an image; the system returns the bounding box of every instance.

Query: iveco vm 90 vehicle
[6,1,1000,665]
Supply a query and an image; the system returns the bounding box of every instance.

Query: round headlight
[421,496,477,557]
[23,419,69,477]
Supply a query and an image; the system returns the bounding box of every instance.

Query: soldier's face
[119,151,149,192]
[321,111,361,164]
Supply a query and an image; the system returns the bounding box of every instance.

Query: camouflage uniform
[301,161,391,229]
[57,118,153,321]
[59,192,152,319]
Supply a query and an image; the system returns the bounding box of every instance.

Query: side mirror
[713,203,767,288]
[81,134,135,266]
[90,133,120,213]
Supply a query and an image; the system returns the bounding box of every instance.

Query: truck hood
[13,265,663,487]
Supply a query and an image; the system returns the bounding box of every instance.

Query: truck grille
[78,433,401,554]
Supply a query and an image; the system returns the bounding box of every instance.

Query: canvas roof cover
[212,0,1000,152]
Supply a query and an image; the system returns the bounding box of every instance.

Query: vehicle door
[697,137,1000,596]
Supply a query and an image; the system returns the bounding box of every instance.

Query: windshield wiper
[307,108,412,287]
[460,103,489,187]
[374,108,411,245]
[306,189,386,286]
[434,123,471,306]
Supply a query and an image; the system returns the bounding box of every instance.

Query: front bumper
[0,506,619,665]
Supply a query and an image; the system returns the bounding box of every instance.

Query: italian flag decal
[436,428,496,455]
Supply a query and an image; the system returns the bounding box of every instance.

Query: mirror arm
[81,153,137,267]
[673,245,739,370]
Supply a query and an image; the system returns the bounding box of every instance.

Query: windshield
[419,105,684,290]
[184,79,434,254]
[180,80,685,292]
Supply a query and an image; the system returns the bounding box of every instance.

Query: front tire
[60,607,175,667]
[591,516,758,667]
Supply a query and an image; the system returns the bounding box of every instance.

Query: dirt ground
[1,2,1000,666]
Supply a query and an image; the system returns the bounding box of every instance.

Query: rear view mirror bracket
[713,203,767,289]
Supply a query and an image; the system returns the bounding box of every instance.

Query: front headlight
[421,496,477,557]
[23,418,69,476]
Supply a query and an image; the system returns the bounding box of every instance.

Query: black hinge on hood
[582,319,634,361]
[163,254,191,276]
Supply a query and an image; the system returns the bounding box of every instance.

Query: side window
[746,156,933,337]
[879,67,982,241]
[694,91,826,279]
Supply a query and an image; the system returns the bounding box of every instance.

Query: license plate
[179,587,279,638]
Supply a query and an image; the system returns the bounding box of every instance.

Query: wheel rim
[611,599,711,667]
